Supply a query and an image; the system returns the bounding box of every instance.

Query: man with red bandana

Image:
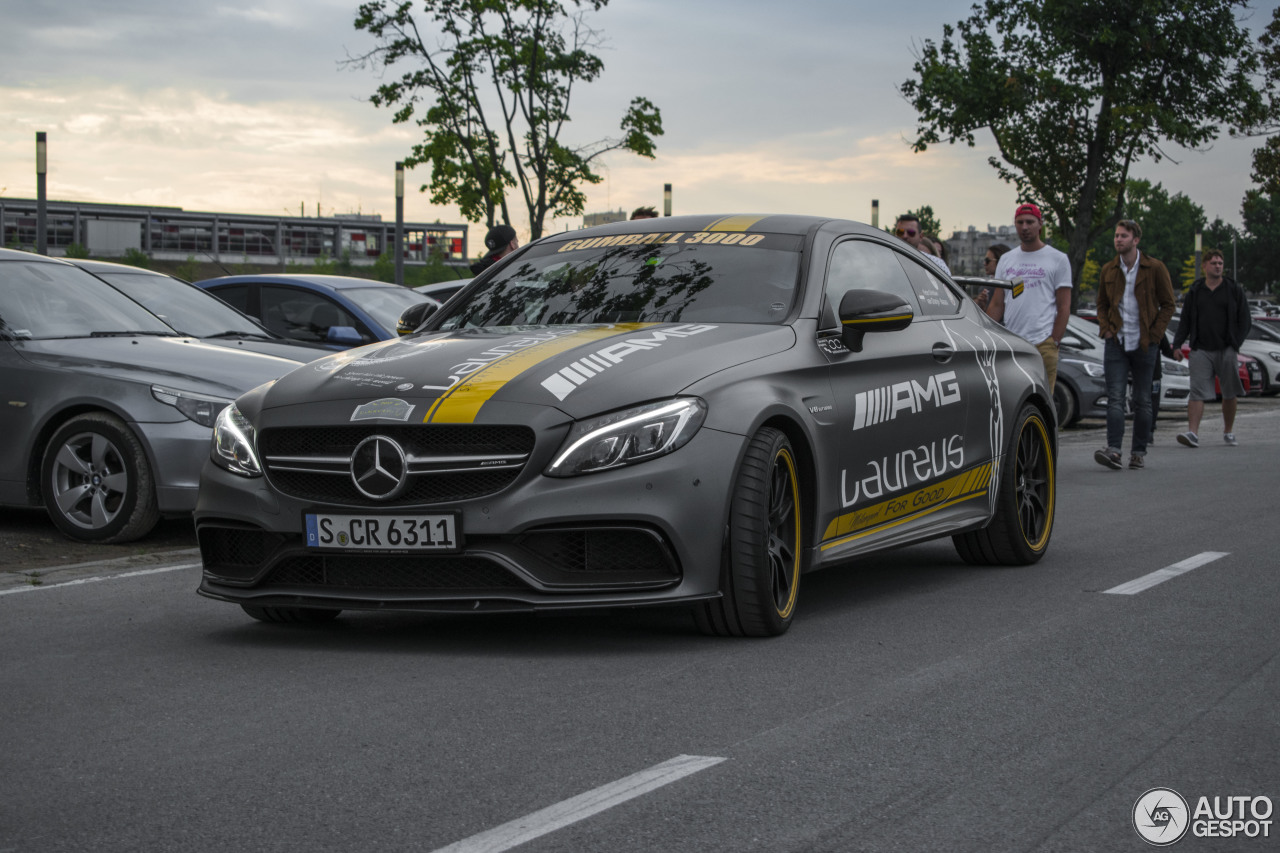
[983,203,1073,393]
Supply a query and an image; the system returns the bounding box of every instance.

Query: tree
[884,204,943,237]
[901,0,1262,304]
[1241,6,1280,194]
[350,0,663,239]
[1085,179,1206,270]
[1241,190,1280,293]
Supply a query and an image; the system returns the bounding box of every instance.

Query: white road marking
[429,754,727,853]
[0,562,201,596]
[1102,552,1229,595]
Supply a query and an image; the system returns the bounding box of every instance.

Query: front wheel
[695,428,803,637]
[1053,382,1078,428]
[41,413,160,544]
[953,404,1055,565]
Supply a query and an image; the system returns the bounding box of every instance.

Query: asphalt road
[1,401,1277,852]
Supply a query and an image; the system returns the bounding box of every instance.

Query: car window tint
[262,286,360,343]
[0,261,174,340]
[439,232,803,329]
[209,285,250,313]
[895,253,961,316]
[342,286,429,333]
[824,240,920,321]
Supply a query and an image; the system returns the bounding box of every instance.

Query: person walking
[1170,248,1252,447]
[1092,220,1176,470]
[984,203,1073,393]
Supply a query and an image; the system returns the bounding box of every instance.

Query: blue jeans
[1104,337,1157,456]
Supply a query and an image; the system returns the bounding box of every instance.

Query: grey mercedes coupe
[194,214,1057,636]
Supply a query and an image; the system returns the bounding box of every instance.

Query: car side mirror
[326,325,363,346]
[838,289,913,353]
[397,301,438,336]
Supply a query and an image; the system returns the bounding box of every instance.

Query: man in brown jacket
[1093,219,1176,470]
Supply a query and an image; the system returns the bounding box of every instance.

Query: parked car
[65,259,326,362]
[195,213,1059,636]
[1242,322,1280,395]
[413,278,473,305]
[193,274,430,349]
[0,249,301,543]
[1054,316,1189,427]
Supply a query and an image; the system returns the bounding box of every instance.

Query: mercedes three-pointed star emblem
[351,435,409,500]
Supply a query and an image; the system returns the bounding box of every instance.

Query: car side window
[824,240,920,326]
[261,286,358,343]
[209,285,250,313]
[895,253,962,317]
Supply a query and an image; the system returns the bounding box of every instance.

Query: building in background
[947,224,1017,276]
[0,197,470,268]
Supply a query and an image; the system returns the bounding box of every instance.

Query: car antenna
[201,252,234,276]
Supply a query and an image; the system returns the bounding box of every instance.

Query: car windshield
[437,232,803,329]
[95,272,267,338]
[0,261,176,340]
[342,286,431,332]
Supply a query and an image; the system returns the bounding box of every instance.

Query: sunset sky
[2,0,1275,244]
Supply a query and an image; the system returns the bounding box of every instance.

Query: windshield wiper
[89,330,173,337]
[205,330,275,340]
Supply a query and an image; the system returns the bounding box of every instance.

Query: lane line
[1102,552,1229,595]
[429,754,726,853]
[29,547,200,574]
[0,562,201,596]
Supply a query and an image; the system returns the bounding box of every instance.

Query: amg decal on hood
[540,323,718,401]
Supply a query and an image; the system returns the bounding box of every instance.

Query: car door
[817,238,970,557]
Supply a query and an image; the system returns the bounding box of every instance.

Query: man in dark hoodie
[469,224,519,276]
[1170,247,1252,448]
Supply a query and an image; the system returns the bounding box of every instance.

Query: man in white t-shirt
[985,203,1073,393]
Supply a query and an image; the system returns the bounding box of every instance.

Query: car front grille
[517,528,678,577]
[258,424,535,506]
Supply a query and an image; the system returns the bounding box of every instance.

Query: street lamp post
[1231,235,1237,282]
[36,132,48,255]
[663,183,672,217]
[395,161,405,286]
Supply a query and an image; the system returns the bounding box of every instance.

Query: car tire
[695,428,803,637]
[952,404,1055,566]
[41,413,160,544]
[1052,382,1078,428]
[240,605,342,624]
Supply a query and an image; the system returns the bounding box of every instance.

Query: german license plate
[305,512,460,552]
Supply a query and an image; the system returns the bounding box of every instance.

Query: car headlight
[1268,351,1280,363]
[211,404,263,477]
[1062,358,1105,378]
[545,398,707,477]
[152,385,232,428]
[1162,360,1190,376]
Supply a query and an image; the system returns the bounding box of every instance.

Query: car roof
[63,258,178,278]
[0,248,72,264]
[194,273,403,291]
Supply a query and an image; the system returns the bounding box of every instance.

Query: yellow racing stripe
[423,324,654,423]
[820,462,992,548]
[705,215,767,232]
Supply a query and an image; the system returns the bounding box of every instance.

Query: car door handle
[932,343,954,362]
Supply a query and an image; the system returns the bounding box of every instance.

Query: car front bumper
[194,426,747,613]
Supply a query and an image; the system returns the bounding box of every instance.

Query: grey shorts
[1188,347,1243,400]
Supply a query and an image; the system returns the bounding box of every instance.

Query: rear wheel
[953,404,1055,565]
[696,428,803,637]
[241,605,342,624]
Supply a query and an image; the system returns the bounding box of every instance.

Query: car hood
[264,322,796,422]
[197,337,324,363]
[13,336,301,399]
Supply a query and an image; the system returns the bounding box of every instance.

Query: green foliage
[121,247,151,269]
[1243,7,1280,194]
[1086,179,1206,271]
[371,251,396,283]
[886,205,943,238]
[64,243,90,259]
[175,255,200,282]
[351,0,663,239]
[1241,190,1280,291]
[901,0,1263,298]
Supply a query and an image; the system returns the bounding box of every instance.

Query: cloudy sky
[2,0,1276,243]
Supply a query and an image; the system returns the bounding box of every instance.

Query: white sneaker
[1224,433,1238,446]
